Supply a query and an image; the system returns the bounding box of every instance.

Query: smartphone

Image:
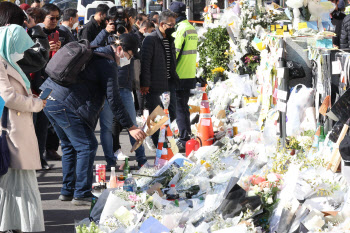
[40,88,53,100]
[48,31,59,44]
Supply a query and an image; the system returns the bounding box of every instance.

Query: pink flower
[129,194,140,202]
[251,176,266,185]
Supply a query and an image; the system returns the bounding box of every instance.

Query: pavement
[35,127,154,233]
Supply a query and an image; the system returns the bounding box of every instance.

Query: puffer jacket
[140,28,179,92]
[40,45,134,130]
[332,10,346,47]
[17,25,50,74]
[340,14,350,48]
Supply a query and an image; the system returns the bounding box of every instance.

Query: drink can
[233,126,238,136]
[227,128,234,138]
[95,164,106,183]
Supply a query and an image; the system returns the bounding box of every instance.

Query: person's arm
[140,36,154,94]
[340,18,349,48]
[0,61,44,113]
[174,27,185,59]
[91,29,110,46]
[17,25,50,74]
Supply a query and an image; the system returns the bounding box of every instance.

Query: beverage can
[95,164,106,183]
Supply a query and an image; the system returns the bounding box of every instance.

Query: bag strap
[1,107,8,129]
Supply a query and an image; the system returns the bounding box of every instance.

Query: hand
[128,125,146,141]
[42,100,47,108]
[140,86,149,95]
[56,40,61,50]
[49,41,57,51]
[106,22,115,33]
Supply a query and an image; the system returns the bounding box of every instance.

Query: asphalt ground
[35,127,154,233]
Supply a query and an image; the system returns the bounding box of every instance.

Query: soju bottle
[123,157,130,177]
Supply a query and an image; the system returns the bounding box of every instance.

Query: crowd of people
[0,1,198,232]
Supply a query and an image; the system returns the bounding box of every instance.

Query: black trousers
[33,110,49,160]
[145,87,177,147]
[112,117,122,152]
[176,89,191,146]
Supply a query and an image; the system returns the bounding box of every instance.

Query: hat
[169,1,186,15]
[339,135,350,166]
[20,3,30,11]
[116,33,139,57]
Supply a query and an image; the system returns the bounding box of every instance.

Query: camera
[109,6,127,35]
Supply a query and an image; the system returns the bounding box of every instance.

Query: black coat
[332,10,346,47]
[140,28,179,93]
[18,25,50,74]
[40,46,134,130]
[59,25,77,43]
[340,14,350,48]
[79,17,104,42]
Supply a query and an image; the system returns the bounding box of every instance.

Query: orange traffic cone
[197,92,214,146]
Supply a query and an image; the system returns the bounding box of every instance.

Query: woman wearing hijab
[0,25,46,232]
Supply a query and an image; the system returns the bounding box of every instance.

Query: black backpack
[45,40,93,86]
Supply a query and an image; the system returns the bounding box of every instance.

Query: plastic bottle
[167,184,179,200]
[109,167,117,188]
[123,173,137,192]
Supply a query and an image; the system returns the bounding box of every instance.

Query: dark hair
[33,0,40,3]
[42,3,61,16]
[62,8,78,21]
[151,18,157,24]
[137,13,147,21]
[107,6,125,20]
[118,33,138,54]
[96,4,109,14]
[149,11,159,19]
[125,7,137,19]
[26,7,46,24]
[159,10,176,23]
[141,20,155,29]
[0,2,26,26]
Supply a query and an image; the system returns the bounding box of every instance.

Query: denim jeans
[44,100,97,198]
[119,88,147,165]
[99,100,116,166]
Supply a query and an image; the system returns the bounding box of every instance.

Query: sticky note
[283,25,288,31]
[298,22,307,30]
[277,101,287,112]
[276,24,282,29]
[276,29,284,35]
[271,25,276,31]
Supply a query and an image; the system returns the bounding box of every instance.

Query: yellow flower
[196,62,199,68]
[211,67,225,74]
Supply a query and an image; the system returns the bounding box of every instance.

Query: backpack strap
[1,107,8,129]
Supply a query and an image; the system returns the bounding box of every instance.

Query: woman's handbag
[0,107,10,176]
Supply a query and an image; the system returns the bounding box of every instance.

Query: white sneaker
[114,149,128,161]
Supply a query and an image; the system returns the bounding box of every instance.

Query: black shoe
[58,194,73,201]
[106,164,117,172]
[46,149,61,161]
[71,197,93,206]
[41,158,51,170]
[176,140,186,153]
[137,160,148,170]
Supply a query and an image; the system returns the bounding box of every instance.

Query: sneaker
[176,140,186,153]
[40,158,51,170]
[58,194,73,201]
[71,197,93,206]
[114,149,128,161]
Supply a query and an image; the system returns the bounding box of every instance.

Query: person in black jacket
[41,34,146,206]
[79,4,109,42]
[340,10,350,48]
[59,8,79,42]
[331,0,346,48]
[140,10,179,147]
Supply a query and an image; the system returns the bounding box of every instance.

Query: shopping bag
[0,107,10,176]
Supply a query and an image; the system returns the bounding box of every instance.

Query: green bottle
[123,157,130,177]
[319,125,326,142]
[90,197,97,214]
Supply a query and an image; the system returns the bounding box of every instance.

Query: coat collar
[0,56,28,94]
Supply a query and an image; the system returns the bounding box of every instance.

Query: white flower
[263,188,270,193]
[267,173,278,182]
[247,190,256,197]
[267,197,273,204]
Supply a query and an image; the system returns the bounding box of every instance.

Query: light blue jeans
[99,89,147,165]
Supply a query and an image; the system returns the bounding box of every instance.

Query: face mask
[165,27,175,38]
[72,21,79,29]
[10,52,24,63]
[119,53,131,67]
[144,32,151,37]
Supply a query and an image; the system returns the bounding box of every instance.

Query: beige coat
[0,56,43,170]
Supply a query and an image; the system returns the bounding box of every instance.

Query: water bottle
[123,174,137,192]
[166,184,179,200]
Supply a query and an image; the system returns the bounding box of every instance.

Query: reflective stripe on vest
[182,50,197,55]
[183,29,197,38]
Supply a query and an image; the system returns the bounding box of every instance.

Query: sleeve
[80,25,91,42]
[174,28,185,59]
[0,62,43,113]
[97,59,134,128]
[17,26,50,74]
[140,36,154,87]
[90,29,109,47]
[340,17,349,49]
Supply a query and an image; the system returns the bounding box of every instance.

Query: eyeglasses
[46,16,60,21]
[164,23,175,28]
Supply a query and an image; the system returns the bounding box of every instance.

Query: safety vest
[173,19,198,79]
[346,6,350,15]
